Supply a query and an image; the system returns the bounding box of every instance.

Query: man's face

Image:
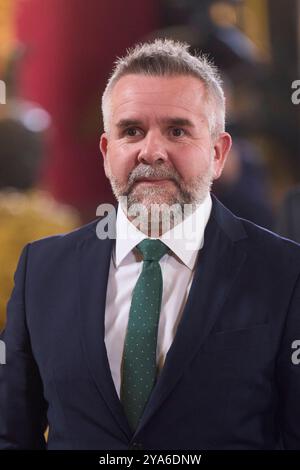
[100,74,231,211]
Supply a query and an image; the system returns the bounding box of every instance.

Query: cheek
[171,148,212,180]
[106,143,137,178]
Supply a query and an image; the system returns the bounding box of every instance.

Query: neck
[125,203,198,238]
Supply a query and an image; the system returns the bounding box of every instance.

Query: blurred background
[0,0,299,328]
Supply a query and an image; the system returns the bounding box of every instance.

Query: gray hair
[101,38,225,139]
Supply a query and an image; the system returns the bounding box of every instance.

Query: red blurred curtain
[15,0,159,221]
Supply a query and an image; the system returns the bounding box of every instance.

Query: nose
[137,130,168,165]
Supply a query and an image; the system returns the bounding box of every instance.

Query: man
[1,39,300,450]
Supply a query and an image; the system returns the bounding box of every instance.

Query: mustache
[126,164,181,190]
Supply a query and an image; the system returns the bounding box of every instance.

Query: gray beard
[106,162,214,236]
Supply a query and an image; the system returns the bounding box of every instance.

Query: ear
[212,132,232,180]
[100,132,108,159]
[100,133,109,177]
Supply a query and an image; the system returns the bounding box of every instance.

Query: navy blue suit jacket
[1,196,300,450]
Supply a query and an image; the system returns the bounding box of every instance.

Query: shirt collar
[115,193,212,270]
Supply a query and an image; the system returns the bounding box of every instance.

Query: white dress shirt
[104,194,212,397]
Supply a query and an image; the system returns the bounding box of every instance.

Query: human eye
[170,127,186,137]
[124,127,143,137]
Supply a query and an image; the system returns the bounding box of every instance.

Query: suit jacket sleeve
[277,273,300,449]
[0,244,48,449]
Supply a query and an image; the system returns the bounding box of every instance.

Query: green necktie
[120,239,169,431]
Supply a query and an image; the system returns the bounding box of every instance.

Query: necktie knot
[136,239,169,262]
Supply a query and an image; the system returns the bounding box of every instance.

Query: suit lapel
[135,197,248,434]
[77,217,132,440]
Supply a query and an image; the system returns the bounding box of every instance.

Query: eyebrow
[161,117,195,128]
[116,119,142,129]
[116,117,195,129]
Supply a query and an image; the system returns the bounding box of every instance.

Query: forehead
[109,74,210,123]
